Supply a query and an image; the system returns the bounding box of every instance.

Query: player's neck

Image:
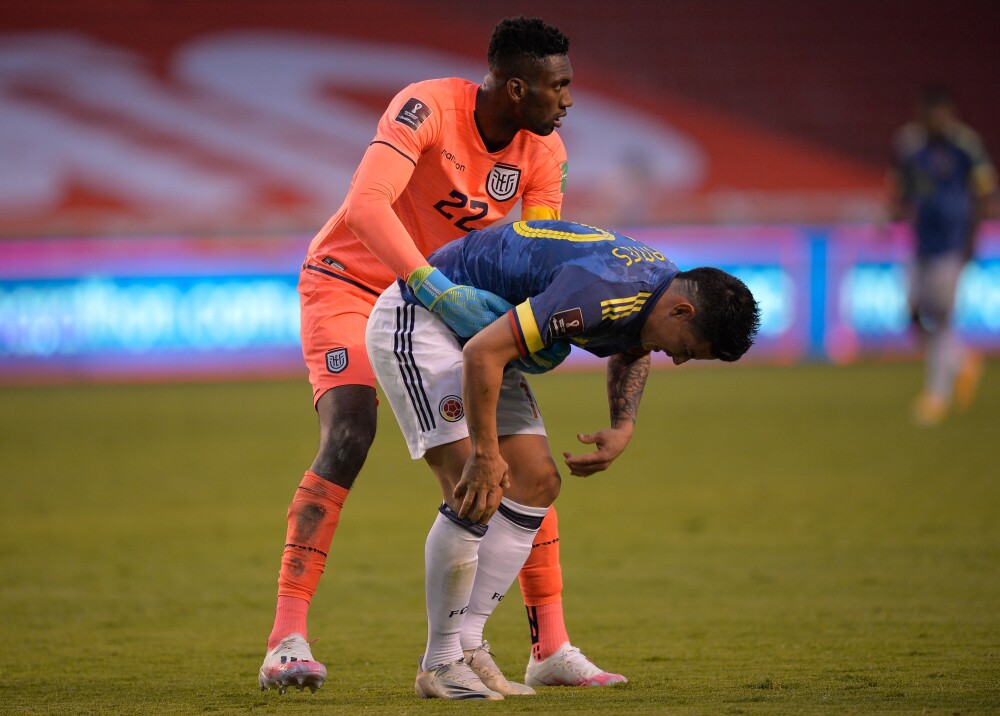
[474,85,518,153]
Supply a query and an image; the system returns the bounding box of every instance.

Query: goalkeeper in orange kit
[258,16,627,695]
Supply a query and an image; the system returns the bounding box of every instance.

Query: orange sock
[526,602,570,661]
[269,595,309,649]
[518,506,568,660]
[268,470,349,649]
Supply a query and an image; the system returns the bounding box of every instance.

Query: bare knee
[312,421,376,487]
[509,462,561,508]
[310,386,377,489]
[535,465,561,506]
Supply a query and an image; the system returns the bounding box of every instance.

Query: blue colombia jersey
[893,121,995,257]
[400,220,680,358]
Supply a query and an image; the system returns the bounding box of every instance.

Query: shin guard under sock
[269,470,349,648]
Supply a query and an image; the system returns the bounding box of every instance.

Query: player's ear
[507,77,526,102]
[670,301,695,320]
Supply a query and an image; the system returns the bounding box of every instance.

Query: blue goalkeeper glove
[513,341,572,374]
[407,266,571,371]
[407,266,513,338]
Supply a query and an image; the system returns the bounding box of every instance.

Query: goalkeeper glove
[407,266,513,338]
[513,341,572,374]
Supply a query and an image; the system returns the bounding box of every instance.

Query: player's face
[641,304,715,364]
[921,103,956,138]
[521,55,573,135]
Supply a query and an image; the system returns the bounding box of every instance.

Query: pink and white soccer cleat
[525,642,628,687]
[258,633,327,694]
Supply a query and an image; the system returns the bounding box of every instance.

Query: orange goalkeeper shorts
[299,264,384,406]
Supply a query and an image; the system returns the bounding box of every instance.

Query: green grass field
[1,361,998,714]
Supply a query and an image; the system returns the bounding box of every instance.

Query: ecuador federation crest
[325,348,348,374]
[486,162,521,202]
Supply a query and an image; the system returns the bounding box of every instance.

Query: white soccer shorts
[909,252,965,322]
[366,282,546,459]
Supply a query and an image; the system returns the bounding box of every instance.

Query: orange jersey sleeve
[305,78,570,293]
[343,142,426,280]
[520,143,568,218]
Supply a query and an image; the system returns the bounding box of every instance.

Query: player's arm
[520,139,567,222]
[455,316,524,523]
[885,168,907,223]
[968,142,999,260]
[515,155,569,366]
[564,350,651,477]
[886,129,915,227]
[345,142,511,336]
[343,142,426,278]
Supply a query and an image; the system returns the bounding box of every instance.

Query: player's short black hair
[675,267,760,362]
[920,84,953,109]
[487,16,570,79]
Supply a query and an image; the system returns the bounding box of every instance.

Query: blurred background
[1,0,998,380]
[3,3,999,711]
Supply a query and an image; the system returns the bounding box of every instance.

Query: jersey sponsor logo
[549,308,584,338]
[395,97,432,131]
[486,162,522,202]
[439,148,465,172]
[439,395,465,422]
[326,347,349,373]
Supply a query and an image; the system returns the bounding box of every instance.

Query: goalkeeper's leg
[260,276,378,693]
[518,506,628,686]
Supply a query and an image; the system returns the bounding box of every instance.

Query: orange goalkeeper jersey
[304,77,569,293]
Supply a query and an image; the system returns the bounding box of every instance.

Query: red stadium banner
[0,0,890,236]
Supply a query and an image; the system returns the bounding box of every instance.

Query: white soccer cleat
[525,642,628,687]
[463,641,536,696]
[414,656,504,700]
[258,633,327,694]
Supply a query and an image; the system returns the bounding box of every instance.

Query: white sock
[926,326,966,400]
[422,506,485,670]
[460,498,549,651]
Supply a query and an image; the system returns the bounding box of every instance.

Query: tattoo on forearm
[607,353,650,426]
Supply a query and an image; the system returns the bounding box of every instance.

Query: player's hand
[407,266,513,337]
[562,425,634,477]
[454,451,510,523]
[513,341,572,374]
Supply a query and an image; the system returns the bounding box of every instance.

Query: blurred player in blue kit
[365,220,760,699]
[889,86,997,425]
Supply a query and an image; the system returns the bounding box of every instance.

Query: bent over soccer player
[365,220,760,699]
[259,17,626,693]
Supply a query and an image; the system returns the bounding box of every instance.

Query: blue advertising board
[1,223,998,383]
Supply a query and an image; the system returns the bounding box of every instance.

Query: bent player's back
[411,220,680,357]
[305,78,568,294]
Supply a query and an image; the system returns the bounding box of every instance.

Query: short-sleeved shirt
[399,220,680,358]
[304,78,569,293]
[893,121,997,257]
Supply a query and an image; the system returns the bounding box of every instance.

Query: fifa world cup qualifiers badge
[395,97,432,131]
[549,308,584,339]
